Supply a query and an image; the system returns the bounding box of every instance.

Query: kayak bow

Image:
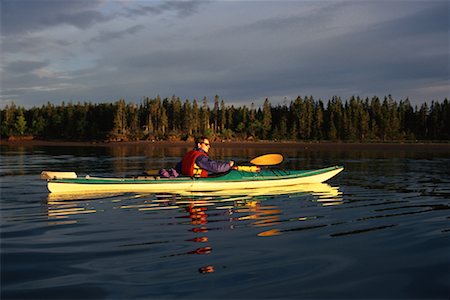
[41,166,343,194]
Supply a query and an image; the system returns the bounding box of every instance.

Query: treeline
[1,95,449,142]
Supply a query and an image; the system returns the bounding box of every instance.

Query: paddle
[249,153,284,166]
[233,153,284,172]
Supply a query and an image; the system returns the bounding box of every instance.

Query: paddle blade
[249,154,283,166]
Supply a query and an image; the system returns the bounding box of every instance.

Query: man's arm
[196,156,232,174]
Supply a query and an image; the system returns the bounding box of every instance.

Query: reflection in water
[3,141,449,300]
[47,200,96,225]
[46,183,342,220]
[2,143,449,298]
[45,184,342,272]
[185,203,215,273]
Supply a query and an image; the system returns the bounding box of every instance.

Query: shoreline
[1,139,449,151]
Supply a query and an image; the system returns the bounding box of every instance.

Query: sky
[1,0,449,108]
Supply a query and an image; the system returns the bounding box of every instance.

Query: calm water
[1,143,449,299]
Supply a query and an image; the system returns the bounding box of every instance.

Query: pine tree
[143,97,154,136]
[417,103,429,139]
[370,96,382,140]
[1,103,17,136]
[227,105,235,132]
[398,99,415,140]
[15,108,27,135]
[358,100,370,142]
[29,107,46,137]
[183,99,193,136]
[128,103,139,139]
[312,100,324,140]
[192,99,200,134]
[160,106,168,135]
[200,97,210,133]
[248,103,257,138]
[113,99,127,136]
[171,95,182,132]
[220,100,226,132]
[213,95,219,133]
[262,98,272,139]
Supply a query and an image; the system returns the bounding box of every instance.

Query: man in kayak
[176,136,235,177]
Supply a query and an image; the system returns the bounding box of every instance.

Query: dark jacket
[177,148,232,177]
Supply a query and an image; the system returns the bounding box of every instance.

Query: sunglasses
[201,142,210,147]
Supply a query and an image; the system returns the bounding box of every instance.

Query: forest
[1,95,449,142]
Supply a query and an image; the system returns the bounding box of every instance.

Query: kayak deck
[44,166,344,194]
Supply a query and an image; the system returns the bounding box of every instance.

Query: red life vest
[181,150,209,177]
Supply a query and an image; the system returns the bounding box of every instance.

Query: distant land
[1,95,449,143]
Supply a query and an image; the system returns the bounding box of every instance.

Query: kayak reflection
[181,182,341,198]
[45,183,342,272]
[46,183,343,221]
[185,203,215,273]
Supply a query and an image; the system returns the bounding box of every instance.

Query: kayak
[42,166,344,194]
[41,166,344,194]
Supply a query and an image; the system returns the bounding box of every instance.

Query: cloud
[89,25,145,44]
[4,60,49,74]
[217,1,450,101]
[1,0,448,108]
[379,2,449,37]
[1,0,108,36]
[225,1,342,35]
[121,0,206,18]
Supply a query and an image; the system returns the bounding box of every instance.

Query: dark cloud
[1,0,108,35]
[122,0,206,18]
[41,9,110,30]
[378,1,449,37]
[228,1,450,101]
[232,1,344,33]
[4,60,48,74]
[117,48,231,72]
[1,1,448,108]
[2,34,73,55]
[89,25,145,44]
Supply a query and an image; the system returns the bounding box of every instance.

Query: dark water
[1,143,449,299]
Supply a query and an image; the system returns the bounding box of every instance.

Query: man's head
[195,136,211,153]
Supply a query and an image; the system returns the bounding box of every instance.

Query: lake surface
[1,142,449,299]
